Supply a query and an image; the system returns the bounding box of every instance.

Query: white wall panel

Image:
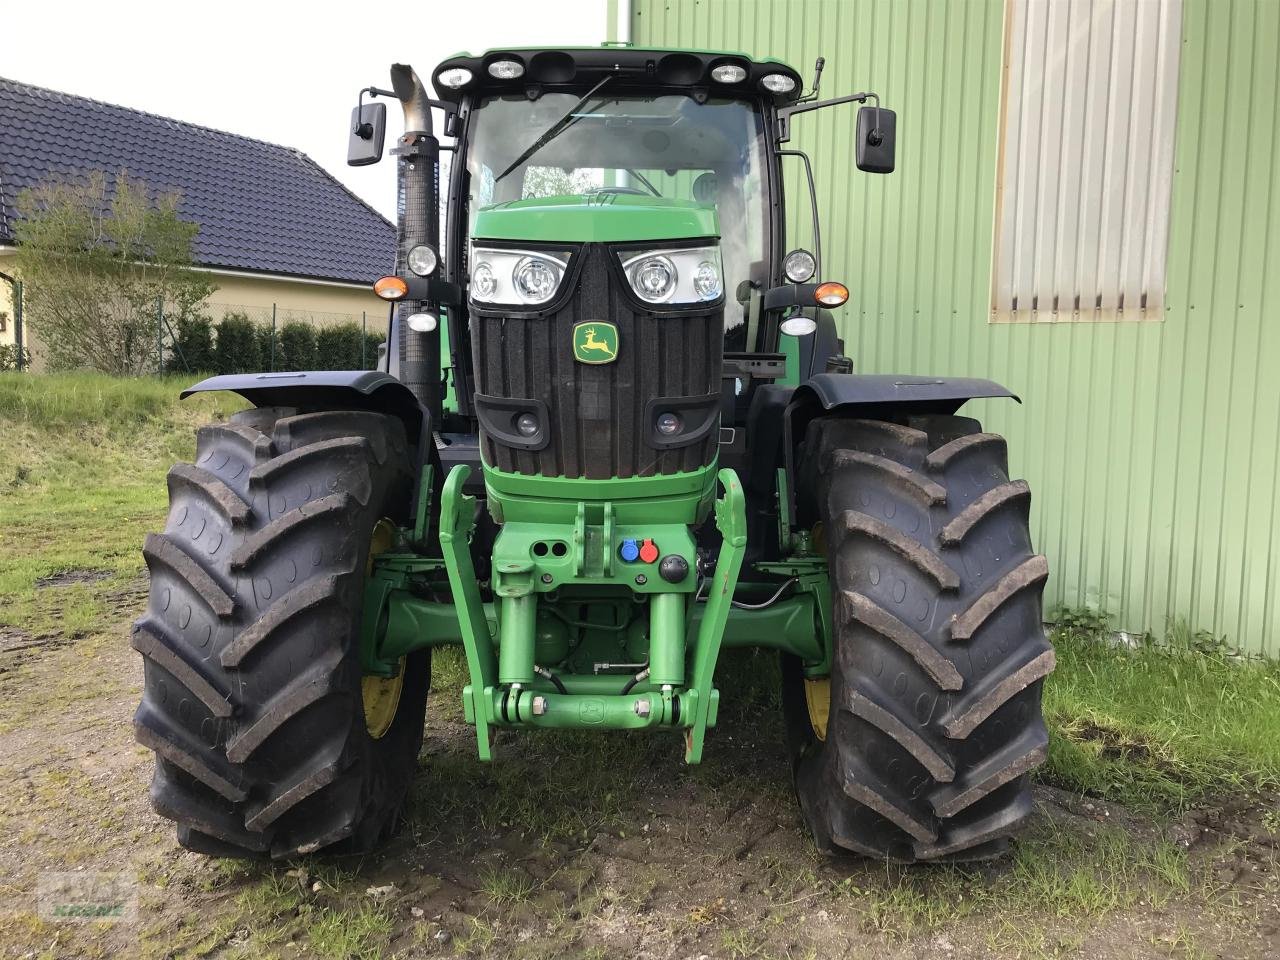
[993,0,1182,321]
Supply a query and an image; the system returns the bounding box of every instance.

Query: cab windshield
[465,91,769,329]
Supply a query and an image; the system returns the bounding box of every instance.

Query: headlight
[407,244,438,277]
[487,58,524,79]
[620,246,724,306]
[710,63,747,84]
[472,262,497,299]
[513,256,560,304]
[437,67,473,89]
[693,261,722,300]
[468,245,571,305]
[760,73,797,94]
[631,256,677,303]
[783,248,816,283]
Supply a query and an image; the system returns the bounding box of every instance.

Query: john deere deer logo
[572,321,618,364]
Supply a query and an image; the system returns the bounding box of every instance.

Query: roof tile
[0,77,394,284]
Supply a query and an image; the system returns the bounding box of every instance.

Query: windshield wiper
[624,169,662,197]
[494,76,612,183]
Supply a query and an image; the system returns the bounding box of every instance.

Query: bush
[0,343,32,372]
[277,322,317,372]
[364,331,386,370]
[167,314,215,373]
[314,322,386,370]
[214,312,262,374]
[316,324,356,370]
[255,325,277,371]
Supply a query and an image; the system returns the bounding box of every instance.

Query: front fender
[780,373,1020,531]
[793,372,1019,413]
[181,370,427,447]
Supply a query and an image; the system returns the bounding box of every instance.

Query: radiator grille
[473,244,723,479]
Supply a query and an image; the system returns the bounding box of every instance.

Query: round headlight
[407,312,438,333]
[472,262,496,299]
[487,59,524,80]
[710,63,747,84]
[632,256,677,302]
[784,248,816,283]
[513,256,559,304]
[656,412,683,436]
[515,412,540,437]
[407,244,438,277]
[760,73,797,94]
[693,261,722,300]
[437,67,473,89]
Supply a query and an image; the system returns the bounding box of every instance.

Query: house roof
[0,77,394,285]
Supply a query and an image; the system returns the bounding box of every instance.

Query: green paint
[713,595,823,662]
[439,465,498,759]
[472,195,717,244]
[572,320,619,364]
[647,592,686,687]
[685,469,747,763]
[484,462,718,526]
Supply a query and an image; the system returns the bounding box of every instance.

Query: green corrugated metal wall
[630,0,1280,654]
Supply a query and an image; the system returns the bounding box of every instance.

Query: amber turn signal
[373,276,409,301]
[814,281,849,307]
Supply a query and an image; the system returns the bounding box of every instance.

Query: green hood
[472,194,719,244]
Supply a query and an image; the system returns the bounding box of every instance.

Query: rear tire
[787,414,1054,861]
[133,407,428,858]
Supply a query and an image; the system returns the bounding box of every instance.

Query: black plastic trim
[473,393,552,451]
[643,393,721,450]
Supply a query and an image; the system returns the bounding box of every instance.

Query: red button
[638,539,659,563]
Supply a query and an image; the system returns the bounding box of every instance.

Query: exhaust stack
[389,63,441,418]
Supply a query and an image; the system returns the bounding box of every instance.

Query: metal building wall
[631,0,1280,655]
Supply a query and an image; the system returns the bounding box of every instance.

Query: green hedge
[167,313,384,375]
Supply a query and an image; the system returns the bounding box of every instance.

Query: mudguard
[780,373,1020,530]
[794,372,1019,413]
[181,371,427,446]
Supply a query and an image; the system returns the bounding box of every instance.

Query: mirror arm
[777,90,880,143]
[775,149,822,280]
[354,86,396,138]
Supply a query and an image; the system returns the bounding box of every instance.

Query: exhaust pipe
[389,63,441,417]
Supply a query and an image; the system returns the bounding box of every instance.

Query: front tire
[788,415,1054,861]
[133,407,428,858]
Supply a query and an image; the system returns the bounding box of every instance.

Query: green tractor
[134,46,1054,862]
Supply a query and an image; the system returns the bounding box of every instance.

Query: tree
[13,171,215,374]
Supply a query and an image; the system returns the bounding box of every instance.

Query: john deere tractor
[134,46,1054,862]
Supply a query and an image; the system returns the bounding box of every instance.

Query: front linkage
[361,463,827,764]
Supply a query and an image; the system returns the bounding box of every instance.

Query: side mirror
[855,105,896,174]
[347,102,386,167]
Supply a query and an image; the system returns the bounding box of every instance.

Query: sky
[0,0,615,220]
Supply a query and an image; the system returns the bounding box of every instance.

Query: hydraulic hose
[533,664,569,695]
[620,665,650,695]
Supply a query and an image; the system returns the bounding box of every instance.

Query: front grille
[473,244,723,479]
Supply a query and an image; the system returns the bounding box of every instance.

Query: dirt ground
[2,574,1278,960]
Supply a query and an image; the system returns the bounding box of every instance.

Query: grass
[0,372,243,637]
[847,819,1192,945]
[1043,609,1280,812]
